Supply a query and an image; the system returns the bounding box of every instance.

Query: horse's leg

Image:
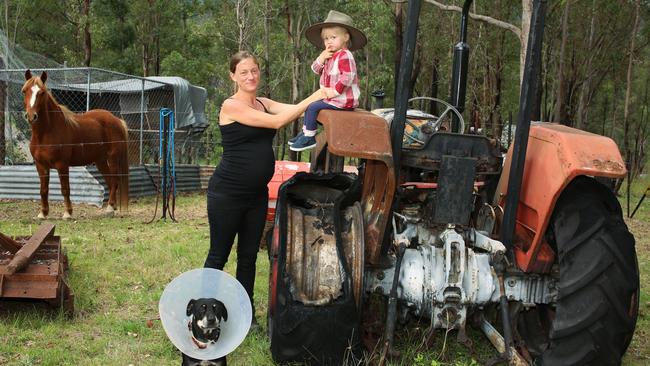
[95,160,116,214]
[35,163,50,219]
[56,166,73,220]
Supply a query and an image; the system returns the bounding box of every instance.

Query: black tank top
[208,99,276,197]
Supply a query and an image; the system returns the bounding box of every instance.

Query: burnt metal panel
[433,155,477,225]
[284,201,364,308]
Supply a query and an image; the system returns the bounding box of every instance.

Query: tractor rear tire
[522,177,639,365]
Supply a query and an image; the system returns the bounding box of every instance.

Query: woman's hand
[322,87,338,99]
[305,88,326,104]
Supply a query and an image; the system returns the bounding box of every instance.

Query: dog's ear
[186,299,196,316]
[216,301,228,322]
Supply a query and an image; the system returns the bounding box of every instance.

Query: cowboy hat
[305,10,367,51]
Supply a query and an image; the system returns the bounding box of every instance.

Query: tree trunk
[83,0,91,66]
[601,95,608,136]
[142,43,150,76]
[491,32,504,138]
[363,1,371,110]
[285,1,304,161]
[236,0,249,50]
[429,58,439,115]
[154,11,161,75]
[611,77,619,139]
[519,0,532,85]
[576,0,596,130]
[0,56,5,164]
[263,0,271,98]
[409,41,422,101]
[623,0,641,168]
[530,47,542,121]
[553,0,570,124]
[394,1,403,99]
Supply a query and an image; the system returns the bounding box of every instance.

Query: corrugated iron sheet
[87,165,158,200]
[0,164,210,205]
[199,165,214,190]
[0,165,104,207]
[145,164,204,193]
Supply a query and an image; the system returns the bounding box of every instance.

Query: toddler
[289,10,367,151]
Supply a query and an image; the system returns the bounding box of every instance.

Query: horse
[22,70,129,219]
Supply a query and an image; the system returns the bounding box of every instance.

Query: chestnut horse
[22,70,129,219]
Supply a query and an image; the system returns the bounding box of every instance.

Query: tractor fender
[496,122,626,273]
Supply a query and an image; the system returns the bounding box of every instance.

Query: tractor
[266,0,639,365]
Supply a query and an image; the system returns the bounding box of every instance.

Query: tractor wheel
[518,177,639,365]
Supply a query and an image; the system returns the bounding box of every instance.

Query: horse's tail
[117,119,130,212]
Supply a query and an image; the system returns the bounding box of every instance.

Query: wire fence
[0,67,214,166]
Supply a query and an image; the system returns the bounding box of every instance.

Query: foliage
[0,0,649,171]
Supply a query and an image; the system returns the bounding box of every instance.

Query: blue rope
[159,108,176,198]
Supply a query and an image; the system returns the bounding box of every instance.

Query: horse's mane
[44,87,78,127]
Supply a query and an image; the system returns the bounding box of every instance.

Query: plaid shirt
[311,49,360,109]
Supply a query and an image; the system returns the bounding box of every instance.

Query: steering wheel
[406,97,465,140]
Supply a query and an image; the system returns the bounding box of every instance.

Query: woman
[205,51,324,329]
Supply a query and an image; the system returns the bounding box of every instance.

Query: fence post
[140,79,145,165]
[86,68,91,111]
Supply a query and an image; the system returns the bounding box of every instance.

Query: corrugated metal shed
[199,165,215,190]
[0,164,209,205]
[0,165,104,207]
[145,164,204,193]
[87,165,158,200]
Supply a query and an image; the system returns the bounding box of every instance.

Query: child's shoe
[289,135,317,151]
[288,131,304,145]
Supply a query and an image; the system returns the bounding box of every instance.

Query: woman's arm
[220,89,324,129]
[258,98,295,114]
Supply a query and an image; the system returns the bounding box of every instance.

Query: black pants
[204,190,267,305]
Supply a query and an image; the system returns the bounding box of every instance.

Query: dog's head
[187,298,228,344]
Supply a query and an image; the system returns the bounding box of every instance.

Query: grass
[620,171,650,366]
[0,175,649,365]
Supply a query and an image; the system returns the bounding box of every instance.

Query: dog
[181,298,228,366]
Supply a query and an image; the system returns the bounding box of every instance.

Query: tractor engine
[362,131,558,333]
[365,193,557,331]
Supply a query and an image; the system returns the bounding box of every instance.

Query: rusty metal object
[312,110,396,266]
[0,232,21,254]
[5,224,55,275]
[479,315,529,366]
[0,224,74,315]
[285,201,364,306]
[340,202,365,309]
[286,204,343,305]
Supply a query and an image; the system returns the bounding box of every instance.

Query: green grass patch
[0,188,648,365]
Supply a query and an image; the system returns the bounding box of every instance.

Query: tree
[82,0,91,66]
[624,0,642,178]
[553,0,570,124]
